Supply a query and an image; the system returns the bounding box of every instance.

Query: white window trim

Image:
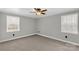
[7,15,20,32]
[61,13,78,34]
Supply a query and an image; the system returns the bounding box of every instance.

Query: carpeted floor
[0,35,79,51]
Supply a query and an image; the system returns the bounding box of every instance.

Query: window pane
[7,16,20,32]
[61,13,78,34]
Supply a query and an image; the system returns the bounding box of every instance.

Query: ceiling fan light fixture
[33,8,47,16]
[36,12,41,15]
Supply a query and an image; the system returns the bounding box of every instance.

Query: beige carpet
[0,35,79,51]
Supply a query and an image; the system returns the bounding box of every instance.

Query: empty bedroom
[0,8,79,51]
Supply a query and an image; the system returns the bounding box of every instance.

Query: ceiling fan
[30,8,47,16]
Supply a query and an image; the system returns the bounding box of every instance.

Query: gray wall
[1,10,79,44]
[0,13,36,41]
[38,11,79,44]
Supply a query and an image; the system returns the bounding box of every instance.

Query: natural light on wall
[7,16,20,32]
[61,13,78,34]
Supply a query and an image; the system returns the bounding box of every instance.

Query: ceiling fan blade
[34,8,41,12]
[34,8,37,11]
[41,13,45,15]
[41,9,47,12]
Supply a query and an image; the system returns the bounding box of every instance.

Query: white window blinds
[7,16,20,32]
[61,13,78,34]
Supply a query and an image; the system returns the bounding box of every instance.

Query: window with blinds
[7,16,20,32]
[61,13,78,34]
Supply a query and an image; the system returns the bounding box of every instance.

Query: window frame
[7,15,20,32]
[61,13,78,34]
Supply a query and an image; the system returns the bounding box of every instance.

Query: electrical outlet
[65,35,67,38]
[13,34,15,37]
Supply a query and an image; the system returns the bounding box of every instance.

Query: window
[61,13,78,34]
[7,16,20,32]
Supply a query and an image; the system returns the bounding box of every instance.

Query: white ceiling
[0,8,78,19]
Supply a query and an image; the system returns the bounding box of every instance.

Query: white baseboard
[1,33,79,46]
[0,33,36,43]
[37,34,79,46]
